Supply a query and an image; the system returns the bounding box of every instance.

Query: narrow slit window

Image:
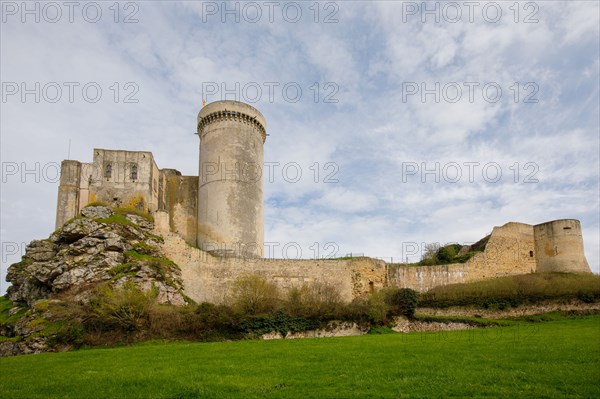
[529,250,534,257]
[104,163,112,179]
[131,163,138,181]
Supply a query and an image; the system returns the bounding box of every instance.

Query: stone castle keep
[55,100,592,303]
[56,101,265,258]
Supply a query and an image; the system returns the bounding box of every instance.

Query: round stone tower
[196,100,266,258]
[533,219,591,273]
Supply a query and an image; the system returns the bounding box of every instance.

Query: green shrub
[284,282,344,320]
[227,275,280,315]
[386,288,419,318]
[367,291,388,325]
[240,310,318,337]
[419,273,600,309]
[193,302,240,338]
[87,283,158,332]
[437,244,460,264]
[342,298,371,323]
[113,206,154,222]
[96,214,136,227]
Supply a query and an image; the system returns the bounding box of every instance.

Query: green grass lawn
[1,316,599,399]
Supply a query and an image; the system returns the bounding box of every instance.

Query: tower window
[529,251,534,257]
[104,163,112,179]
[131,163,138,181]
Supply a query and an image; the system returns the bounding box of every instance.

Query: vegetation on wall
[84,202,154,222]
[417,235,490,266]
[419,243,478,265]
[419,272,600,309]
[0,277,419,349]
[2,272,598,353]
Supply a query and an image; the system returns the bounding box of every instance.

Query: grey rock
[26,240,57,262]
[104,238,132,252]
[125,214,154,230]
[58,218,101,243]
[6,206,184,313]
[80,206,113,219]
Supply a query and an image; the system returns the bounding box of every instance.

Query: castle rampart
[54,100,592,302]
[157,221,545,303]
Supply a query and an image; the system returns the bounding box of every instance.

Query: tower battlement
[197,100,267,142]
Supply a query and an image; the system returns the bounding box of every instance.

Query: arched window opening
[131,163,138,181]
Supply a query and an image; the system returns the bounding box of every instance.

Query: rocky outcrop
[5,206,186,307]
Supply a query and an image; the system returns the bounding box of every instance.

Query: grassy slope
[1,316,599,398]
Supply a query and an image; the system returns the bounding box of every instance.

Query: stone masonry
[55,101,592,303]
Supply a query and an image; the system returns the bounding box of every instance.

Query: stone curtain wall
[158,229,386,303]
[158,221,536,303]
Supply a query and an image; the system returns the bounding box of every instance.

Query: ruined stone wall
[164,174,198,247]
[388,264,470,292]
[55,160,82,228]
[464,222,536,278]
[158,229,386,303]
[385,222,536,292]
[76,162,93,213]
[157,221,542,302]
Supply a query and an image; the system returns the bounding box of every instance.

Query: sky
[1,0,599,294]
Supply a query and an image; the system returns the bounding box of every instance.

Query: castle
[56,101,265,258]
[55,100,592,303]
